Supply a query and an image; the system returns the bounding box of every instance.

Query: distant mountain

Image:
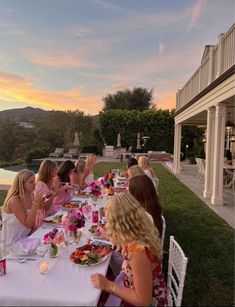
[0,106,49,122]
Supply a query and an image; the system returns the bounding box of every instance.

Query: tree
[103,87,153,111]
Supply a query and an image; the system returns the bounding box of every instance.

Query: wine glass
[82,203,92,221]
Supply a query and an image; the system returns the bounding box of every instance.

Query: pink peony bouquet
[62,209,85,232]
[88,180,102,197]
[43,228,64,245]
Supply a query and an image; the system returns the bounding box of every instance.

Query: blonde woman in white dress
[138,156,159,190]
[1,169,45,247]
[84,154,96,185]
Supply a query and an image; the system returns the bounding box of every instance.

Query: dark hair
[126,157,138,169]
[57,160,75,183]
[129,174,163,237]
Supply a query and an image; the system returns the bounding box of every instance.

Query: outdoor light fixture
[230,135,235,142]
[202,137,206,143]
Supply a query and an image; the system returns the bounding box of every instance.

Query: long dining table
[0,195,112,306]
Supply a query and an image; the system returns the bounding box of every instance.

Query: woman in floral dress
[90,192,167,307]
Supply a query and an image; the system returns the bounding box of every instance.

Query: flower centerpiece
[43,228,64,258]
[88,180,102,200]
[62,209,85,243]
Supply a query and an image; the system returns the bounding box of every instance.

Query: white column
[216,33,224,77]
[173,123,182,174]
[203,107,215,198]
[211,104,226,205]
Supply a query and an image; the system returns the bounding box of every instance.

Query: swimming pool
[0,164,39,187]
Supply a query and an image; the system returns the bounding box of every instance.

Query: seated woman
[129,174,163,238]
[138,155,159,189]
[84,154,96,185]
[1,169,45,247]
[90,192,167,307]
[33,159,58,228]
[70,159,87,190]
[52,160,75,212]
[119,157,138,178]
[127,164,145,179]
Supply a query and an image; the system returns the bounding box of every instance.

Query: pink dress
[34,181,55,228]
[121,243,167,307]
[52,189,73,212]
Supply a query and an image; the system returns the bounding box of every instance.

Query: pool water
[0,164,39,186]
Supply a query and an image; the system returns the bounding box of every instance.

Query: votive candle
[39,261,48,274]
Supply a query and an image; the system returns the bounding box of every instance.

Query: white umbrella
[136,132,141,150]
[73,131,80,147]
[117,133,121,148]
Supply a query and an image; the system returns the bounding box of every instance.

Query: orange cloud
[23,50,91,69]
[0,71,103,115]
[153,91,176,110]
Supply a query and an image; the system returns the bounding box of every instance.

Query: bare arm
[91,251,152,306]
[7,194,43,229]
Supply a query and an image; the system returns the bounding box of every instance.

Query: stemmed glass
[82,203,92,221]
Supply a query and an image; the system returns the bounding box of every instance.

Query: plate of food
[88,224,98,234]
[62,200,85,210]
[43,214,63,225]
[69,242,112,266]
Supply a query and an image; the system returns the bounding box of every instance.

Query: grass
[94,162,234,306]
[0,161,234,306]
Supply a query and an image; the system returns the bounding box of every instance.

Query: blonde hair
[104,192,162,259]
[138,156,156,178]
[3,169,35,211]
[127,165,145,178]
[74,159,86,184]
[85,154,96,169]
[37,159,57,184]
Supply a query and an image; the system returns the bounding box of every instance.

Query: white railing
[176,23,235,111]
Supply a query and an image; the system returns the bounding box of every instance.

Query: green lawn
[94,162,234,306]
[0,162,234,306]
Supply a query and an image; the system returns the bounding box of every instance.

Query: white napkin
[9,237,40,255]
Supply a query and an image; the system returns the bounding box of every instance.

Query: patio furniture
[161,215,166,251]
[63,148,79,159]
[49,148,64,158]
[0,220,6,256]
[167,236,188,307]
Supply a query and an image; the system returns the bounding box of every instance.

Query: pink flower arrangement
[62,209,85,232]
[88,180,102,197]
[43,228,64,245]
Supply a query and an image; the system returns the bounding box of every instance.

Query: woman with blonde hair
[34,159,58,228]
[127,164,145,179]
[70,159,87,190]
[1,169,45,247]
[84,154,96,185]
[90,192,167,306]
[138,156,159,189]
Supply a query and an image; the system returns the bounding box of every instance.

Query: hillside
[0,106,48,121]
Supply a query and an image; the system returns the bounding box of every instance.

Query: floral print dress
[121,243,167,307]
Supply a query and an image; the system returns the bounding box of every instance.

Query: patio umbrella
[73,131,80,147]
[136,132,141,150]
[117,133,121,148]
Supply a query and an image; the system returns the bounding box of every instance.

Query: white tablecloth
[0,196,111,306]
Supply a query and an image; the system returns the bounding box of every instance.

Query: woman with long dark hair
[129,174,163,237]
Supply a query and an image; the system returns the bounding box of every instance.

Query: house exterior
[173,23,235,205]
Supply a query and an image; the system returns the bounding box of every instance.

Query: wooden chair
[167,236,188,307]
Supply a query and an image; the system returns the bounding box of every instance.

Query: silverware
[7,257,37,263]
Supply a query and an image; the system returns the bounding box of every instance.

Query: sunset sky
[0,0,234,115]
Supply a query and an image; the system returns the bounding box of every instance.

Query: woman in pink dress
[33,159,58,228]
[52,160,75,212]
[90,192,167,307]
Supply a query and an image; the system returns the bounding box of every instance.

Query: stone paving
[164,161,234,229]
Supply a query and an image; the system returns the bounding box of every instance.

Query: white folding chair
[0,219,7,257]
[161,215,166,251]
[167,236,188,307]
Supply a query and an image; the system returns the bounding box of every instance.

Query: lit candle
[39,261,48,274]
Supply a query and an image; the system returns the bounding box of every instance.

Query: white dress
[144,169,159,190]
[2,212,31,247]
[84,172,94,185]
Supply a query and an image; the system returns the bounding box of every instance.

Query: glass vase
[50,243,58,258]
